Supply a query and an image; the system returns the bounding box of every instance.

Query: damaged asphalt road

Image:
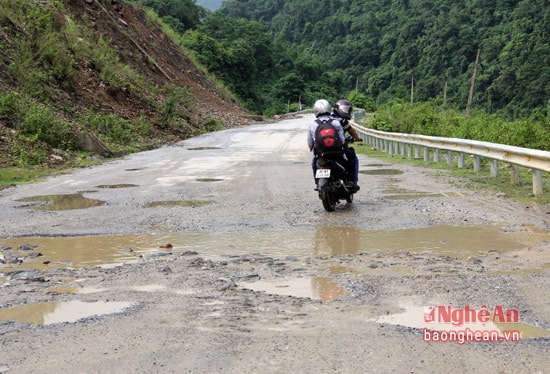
[0,116,549,373]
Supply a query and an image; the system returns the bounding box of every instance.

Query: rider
[332,99,361,190]
[307,99,347,190]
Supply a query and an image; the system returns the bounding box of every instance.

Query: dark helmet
[334,99,353,120]
[313,99,332,118]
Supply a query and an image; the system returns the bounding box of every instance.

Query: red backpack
[314,118,343,157]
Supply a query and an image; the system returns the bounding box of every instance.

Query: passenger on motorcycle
[332,99,361,190]
[307,99,347,190]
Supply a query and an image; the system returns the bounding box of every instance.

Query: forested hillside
[218,0,549,117]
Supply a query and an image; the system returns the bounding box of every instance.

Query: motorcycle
[314,136,358,212]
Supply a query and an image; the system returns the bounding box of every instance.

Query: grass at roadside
[0,167,53,187]
[0,155,109,188]
[354,142,550,204]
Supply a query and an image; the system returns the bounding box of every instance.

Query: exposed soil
[63,0,253,126]
[0,0,256,168]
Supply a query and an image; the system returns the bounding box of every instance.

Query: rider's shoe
[346,181,360,192]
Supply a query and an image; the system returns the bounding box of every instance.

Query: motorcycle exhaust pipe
[335,180,349,191]
[334,179,350,192]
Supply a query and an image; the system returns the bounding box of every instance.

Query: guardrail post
[434,149,440,163]
[388,140,393,155]
[407,144,413,159]
[458,153,465,168]
[533,170,543,196]
[510,165,520,185]
[490,160,499,177]
[400,143,406,158]
[424,147,430,163]
[415,145,420,159]
[447,151,453,165]
[474,156,482,172]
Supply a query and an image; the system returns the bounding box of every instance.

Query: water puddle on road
[0,300,135,325]
[371,304,550,340]
[16,184,138,211]
[16,193,104,210]
[239,277,349,301]
[309,225,537,258]
[0,225,545,271]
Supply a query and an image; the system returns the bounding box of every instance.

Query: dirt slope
[0,0,255,167]
[64,0,253,126]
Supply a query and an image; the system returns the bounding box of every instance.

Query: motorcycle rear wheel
[321,189,337,212]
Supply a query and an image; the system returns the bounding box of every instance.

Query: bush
[0,92,21,123]
[19,103,70,148]
[372,101,550,150]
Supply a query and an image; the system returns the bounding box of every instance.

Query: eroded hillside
[0,0,255,167]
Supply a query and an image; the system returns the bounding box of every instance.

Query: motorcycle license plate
[315,169,331,178]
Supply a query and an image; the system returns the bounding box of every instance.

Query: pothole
[0,300,135,325]
[17,193,104,210]
[0,224,542,271]
[239,277,349,301]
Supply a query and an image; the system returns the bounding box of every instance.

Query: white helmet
[313,99,332,118]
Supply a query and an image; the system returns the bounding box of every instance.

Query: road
[0,116,549,373]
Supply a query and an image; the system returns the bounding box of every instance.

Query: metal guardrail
[285,109,549,195]
[350,120,550,196]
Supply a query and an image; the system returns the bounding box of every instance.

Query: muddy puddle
[239,277,349,301]
[371,303,550,340]
[1,225,545,271]
[0,300,135,325]
[16,193,104,210]
[16,184,141,211]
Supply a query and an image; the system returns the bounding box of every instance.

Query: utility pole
[443,71,448,105]
[410,73,414,105]
[466,48,481,116]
